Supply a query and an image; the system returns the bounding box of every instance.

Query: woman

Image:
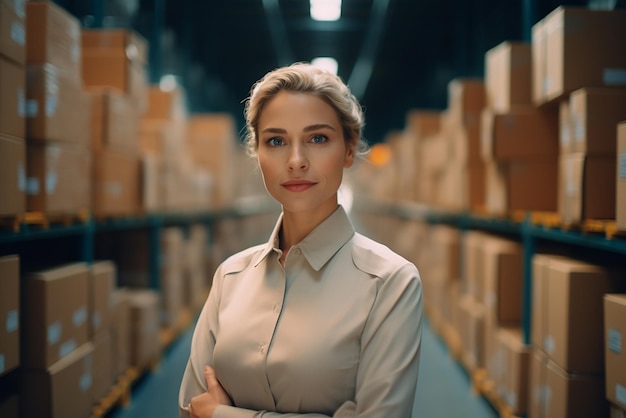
[179,63,423,417]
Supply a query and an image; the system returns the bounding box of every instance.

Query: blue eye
[267,137,285,147]
[310,134,328,144]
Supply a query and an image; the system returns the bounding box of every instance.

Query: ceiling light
[312,57,338,75]
[310,0,341,21]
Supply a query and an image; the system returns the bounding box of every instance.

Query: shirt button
[259,344,265,354]
[293,248,301,255]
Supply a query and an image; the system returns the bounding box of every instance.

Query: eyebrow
[260,124,337,134]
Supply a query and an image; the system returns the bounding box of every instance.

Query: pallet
[90,367,139,418]
[471,369,523,418]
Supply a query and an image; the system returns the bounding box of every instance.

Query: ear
[344,146,355,168]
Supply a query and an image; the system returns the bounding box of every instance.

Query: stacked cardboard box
[604,294,626,417]
[529,254,624,418]
[20,262,94,418]
[0,255,20,379]
[0,0,26,217]
[482,41,558,215]
[81,29,147,217]
[618,123,626,231]
[24,1,91,216]
[558,88,626,224]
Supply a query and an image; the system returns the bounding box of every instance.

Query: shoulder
[350,233,418,280]
[218,244,266,276]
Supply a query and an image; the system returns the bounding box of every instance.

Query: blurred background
[1,1,626,418]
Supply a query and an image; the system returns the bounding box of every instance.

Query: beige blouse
[179,206,423,417]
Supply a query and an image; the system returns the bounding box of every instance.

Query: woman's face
[257,91,354,217]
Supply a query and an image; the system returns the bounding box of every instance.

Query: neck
[279,205,339,252]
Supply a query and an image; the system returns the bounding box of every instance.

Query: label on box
[609,328,622,354]
[59,339,76,358]
[544,335,555,354]
[25,177,39,195]
[604,69,626,86]
[617,384,626,406]
[6,310,18,333]
[14,0,25,18]
[92,312,101,329]
[574,120,584,143]
[45,95,58,117]
[45,172,57,194]
[25,99,38,117]
[80,372,92,392]
[48,321,61,344]
[72,307,86,327]
[105,181,122,197]
[11,21,24,46]
[620,154,626,179]
[18,164,26,192]
[18,88,25,117]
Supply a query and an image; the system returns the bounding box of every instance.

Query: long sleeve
[179,263,223,418]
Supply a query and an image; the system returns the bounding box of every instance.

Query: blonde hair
[243,63,368,157]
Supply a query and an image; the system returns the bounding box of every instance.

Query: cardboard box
[618,122,626,231]
[545,257,620,373]
[447,78,485,129]
[89,87,138,153]
[0,57,25,138]
[92,149,139,216]
[485,158,557,215]
[92,330,113,401]
[81,29,148,113]
[89,261,115,339]
[160,227,184,328]
[531,254,556,353]
[26,140,91,215]
[485,41,532,112]
[529,349,609,418]
[127,289,161,370]
[498,327,530,416]
[558,100,573,154]
[482,236,522,324]
[0,0,26,65]
[22,263,89,369]
[461,230,487,300]
[142,85,185,121]
[25,1,81,77]
[0,255,19,377]
[404,109,440,139]
[0,134,25,216]
[21,342,94,418]
[140,154,162,212]
[81,29,147,64]
[481,107,558,161]
[531,20,548,106]
[559,153,615,224]
[568,87,626,155]
[605,294,626,410]
[537,6,626,104]
[186,114,238,209]
[459,295,485,371]
[26,63,91,144]
[111,288,130,378]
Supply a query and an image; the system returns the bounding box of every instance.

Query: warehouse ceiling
[57,0,608,144]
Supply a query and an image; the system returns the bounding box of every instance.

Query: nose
[287,144,308,171]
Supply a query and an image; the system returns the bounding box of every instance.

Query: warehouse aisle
[108,318,497,418]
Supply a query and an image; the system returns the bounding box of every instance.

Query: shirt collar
[253,205,355,271]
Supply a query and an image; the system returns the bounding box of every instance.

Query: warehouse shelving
[356,198,626,346]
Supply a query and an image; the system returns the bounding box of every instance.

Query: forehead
[259,91,341,128]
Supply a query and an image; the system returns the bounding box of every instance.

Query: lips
[281,180,317,192]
